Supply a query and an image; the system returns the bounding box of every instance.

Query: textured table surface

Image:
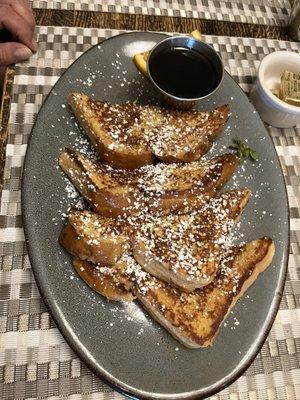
[0,25,299,400]
[29,0,292,26]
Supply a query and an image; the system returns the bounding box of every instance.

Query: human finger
[0,41,32,65]
[0,5,36,51]
[0,0,35,31]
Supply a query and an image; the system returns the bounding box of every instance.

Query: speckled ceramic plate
[22,32,289,400]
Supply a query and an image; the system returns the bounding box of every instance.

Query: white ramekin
[250,51,300,128]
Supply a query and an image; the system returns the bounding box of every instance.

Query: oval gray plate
[22,32,289,399]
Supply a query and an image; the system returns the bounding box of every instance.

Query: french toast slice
[59,149,143,217]
[137,153,238,215]
[59,149,238,217]
[68,92,229,169]
[59,210,129,265]
[132,189,251,292]
[73,237,275,347]
[68,92,153,169]
[134,237,275,347]
[60,189,250,284]
[73,259,134,302]
[147,104,229,163]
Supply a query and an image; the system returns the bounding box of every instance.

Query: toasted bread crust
[72,238,275,347]
[132,189,251,292]
[68,93,153,169]
[59,189,249,273]
[138,237,275,347]
[59,211,129,265]
[155,104,230,164]
[146,153,238,214]
[73,259,134,302]
[59,149,143,217]
[206,238,276,346]
[99,145,154,170]
[68,92,230,169]
[133,244,213,292]
[59,149,238,217]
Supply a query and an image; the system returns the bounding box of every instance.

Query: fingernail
[14,47,32,61]
[31,38,38,52]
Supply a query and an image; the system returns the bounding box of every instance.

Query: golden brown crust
[68,93,153,170]
[60,188,250,288]
[59,149,145,217]
[151,104,230,163]
[70,238,275,347]
[59,149,238,217]
[68,92,230,169]
[136,237,275,347]
[209,104,230,140]
[73,259,134,302]
[59,211,129,265]
[132,189,251,292]
[100,146,154,170]
[146,153,238,214]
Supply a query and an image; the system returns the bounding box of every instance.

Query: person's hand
[0,0,36,65]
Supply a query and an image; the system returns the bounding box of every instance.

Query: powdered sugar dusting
[122,41,157,58]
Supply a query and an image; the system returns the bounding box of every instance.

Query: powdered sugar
[122,41,157,58]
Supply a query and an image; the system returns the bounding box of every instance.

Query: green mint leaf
[249,149,258,161]
[228,138,258,163]
[237,148,244,159]
[243,148,250,158]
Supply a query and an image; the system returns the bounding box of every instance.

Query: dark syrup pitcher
[149,47,218,99]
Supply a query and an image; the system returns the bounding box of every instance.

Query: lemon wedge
[132,29,202,76]
[133,51,150,76]
[190,29,202,41]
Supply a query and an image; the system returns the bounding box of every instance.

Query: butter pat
[280,70,300,107]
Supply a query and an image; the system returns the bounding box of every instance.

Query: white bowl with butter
[250,51,300,128]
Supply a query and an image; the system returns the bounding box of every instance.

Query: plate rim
[21,31,290,400]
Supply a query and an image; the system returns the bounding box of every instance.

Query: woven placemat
[29,0,292,27]
[0,27,299,400]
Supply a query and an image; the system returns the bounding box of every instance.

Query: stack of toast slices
[59,92,275,348]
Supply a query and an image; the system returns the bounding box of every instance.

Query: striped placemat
[0,27,299,400]
[29,0,292,26]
